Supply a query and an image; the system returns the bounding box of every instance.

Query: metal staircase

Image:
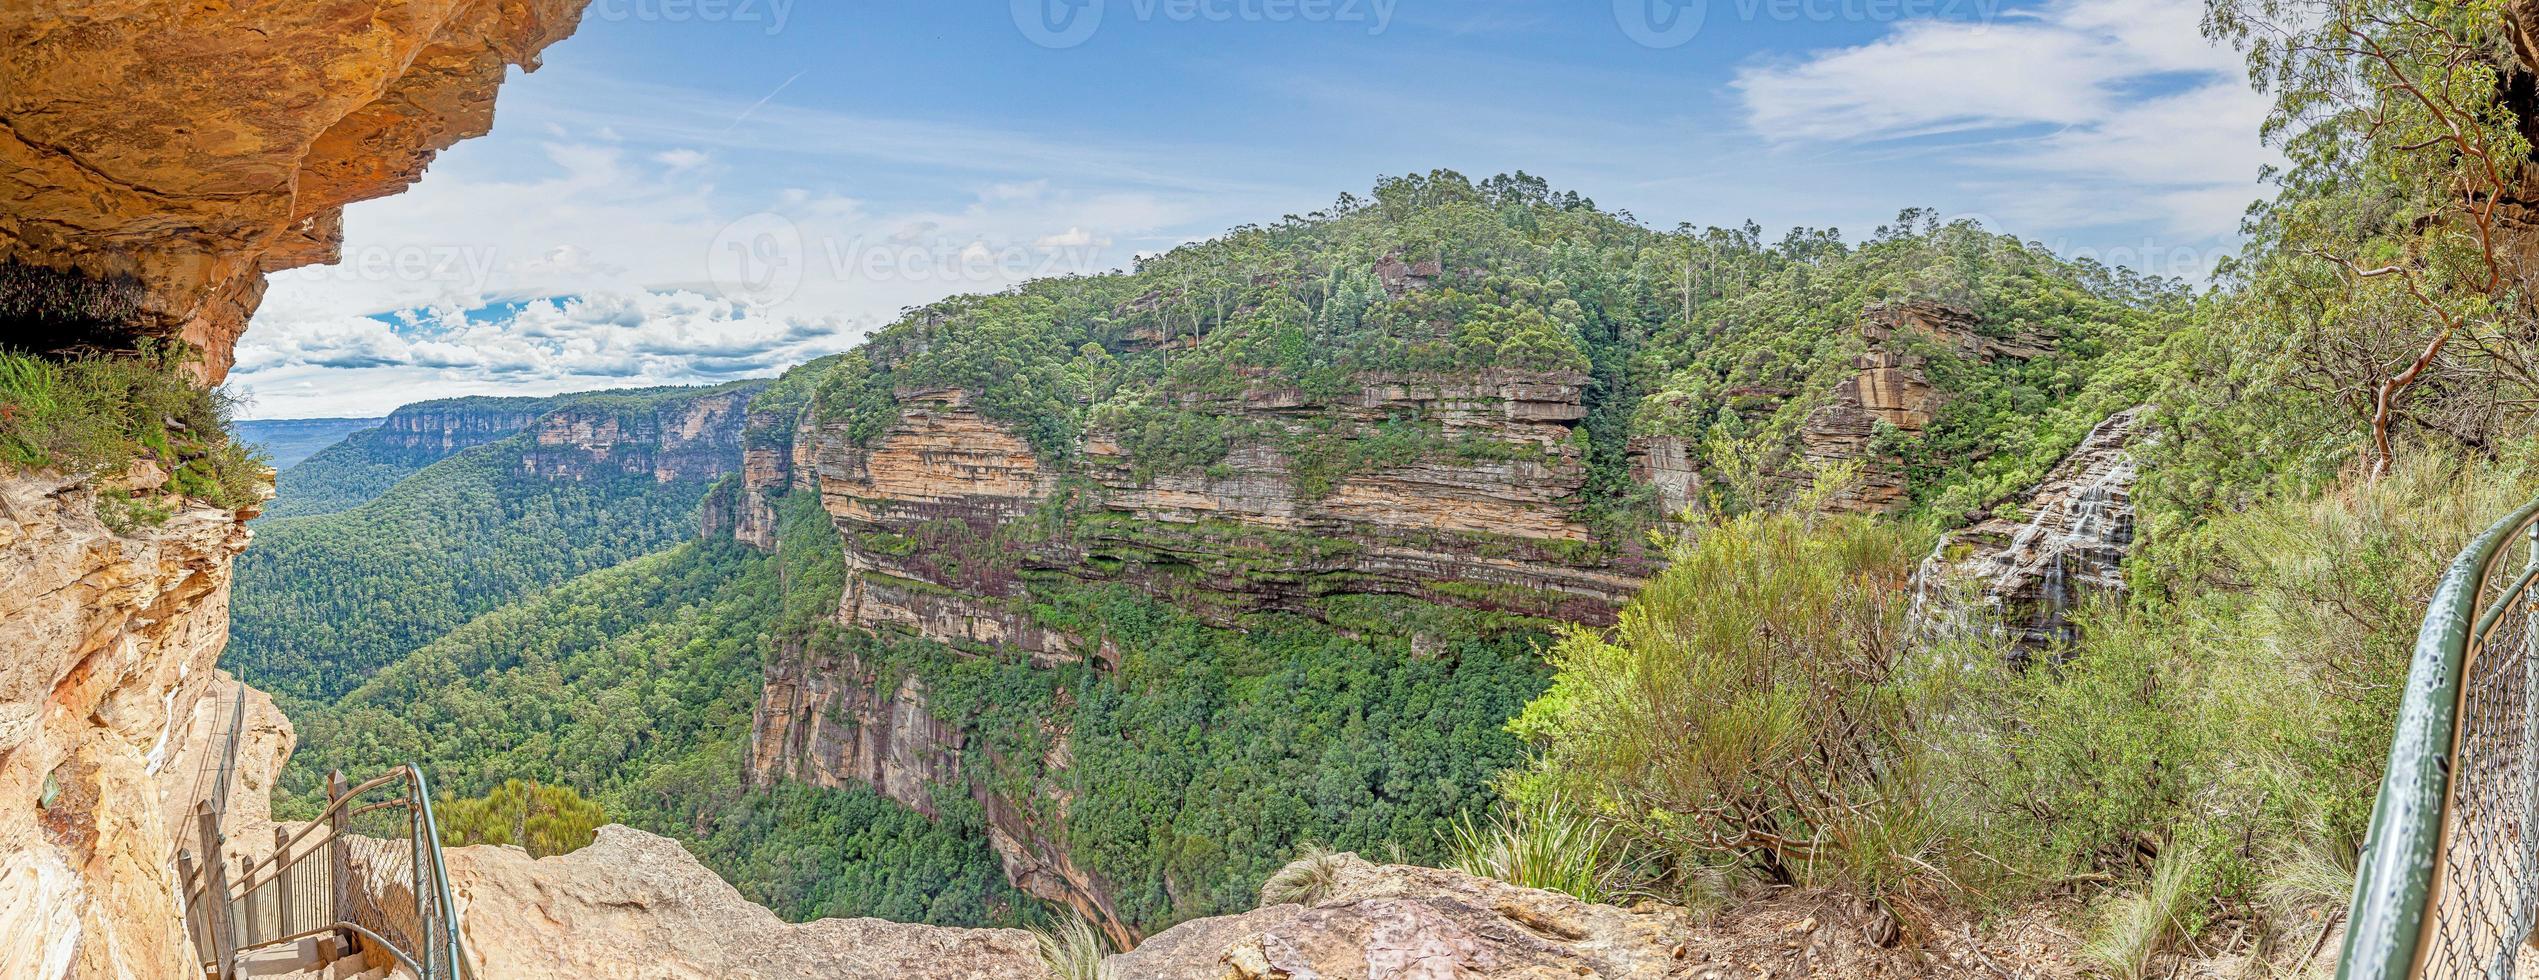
[175,686,474,979]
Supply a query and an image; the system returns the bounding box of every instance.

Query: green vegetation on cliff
[1453,4,2539,966]
[272,494,1031,926]
[437,779,608,858]
[0,345,266,515]
[657,172,2186,936]
[266,384,756,519]
[249,172,2199,945]
[231,443,715,699]
[813,581,1551,929]
[803,172,2175,534]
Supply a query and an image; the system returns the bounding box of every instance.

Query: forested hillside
[271,493,1032,925]
[238,151,2392,960]
[702,172,2181,941]
[230,381,761,699]
[44,0,2539,973]
[237,171,2183,946]
[265,386,748,519]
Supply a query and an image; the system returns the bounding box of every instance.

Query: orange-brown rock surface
[423,825,1049,980]
[1796,302,2051,513]
[0,0,588,380]
[520,383,761,483]
[0,470,266,980]
[1,3,590,974]
[1105,851,2107,979]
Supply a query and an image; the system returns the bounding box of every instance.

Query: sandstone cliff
[0,3,589,974]
[518,383,761,483]
[278,383,764,521]
[734,298,2070,943]
[365,401,548,461]
[745,371,1648,941]
[0,0,588,380]
[1793,301,2053,514]
[0,470,263,979]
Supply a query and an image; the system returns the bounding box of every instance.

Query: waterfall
[1912,407,2147,656]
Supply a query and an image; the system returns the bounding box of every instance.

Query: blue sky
[233,0,2274,418]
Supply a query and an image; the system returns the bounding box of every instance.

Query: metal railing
[2340,496,2539,978]
[179,765,475,980]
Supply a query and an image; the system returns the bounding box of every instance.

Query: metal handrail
[2338,495,2539,978]
[225,768,410,898]
[408,767,477,980]
[181,763,476,980]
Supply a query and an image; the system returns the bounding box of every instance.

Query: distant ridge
[233,417,383,468]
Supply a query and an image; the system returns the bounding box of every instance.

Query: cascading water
[1909,407,2147,658]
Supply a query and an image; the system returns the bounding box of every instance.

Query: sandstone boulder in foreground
[1108,853,1701,979]
[438,824,1048,980]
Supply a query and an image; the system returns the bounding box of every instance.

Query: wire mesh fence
[2343,502,2539,979]
[180,766,471,980]
[2415,528,2539,978]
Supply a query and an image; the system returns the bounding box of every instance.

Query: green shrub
[1507,507,1936,897]
[1930,449,2539,944]
[0,345,265,512]
[437,779,607,857]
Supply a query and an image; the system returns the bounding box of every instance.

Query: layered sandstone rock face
[0,471,264,980]
[367,403,546,461]
[0,0,587,380]
[725,411,800,551]
[1,3,587,973]
[752,377,1647,942]
[807,378,1640,648]
[1797,302,2051,513]
[750,641,966,816]
[431,825,1049,980]
[747,634,1129,944]
[520,385,760,483]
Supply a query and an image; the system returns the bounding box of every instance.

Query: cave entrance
[0,260,161,359]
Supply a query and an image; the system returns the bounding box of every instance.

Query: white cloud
[231,290,854,417]
[1731,0,2274,241]
[1035,227,1109,248]
[235,82,1276,416]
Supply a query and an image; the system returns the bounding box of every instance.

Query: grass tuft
[1032,913,1113,980]
[2083,847,2199,979]
[1260,843,1350,907]
[1446,791,1633,905]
